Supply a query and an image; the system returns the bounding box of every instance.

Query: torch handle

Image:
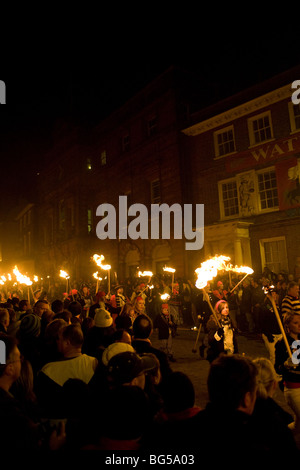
[267,293,292,359]
[229,273,249,294]
[202,288,221,328]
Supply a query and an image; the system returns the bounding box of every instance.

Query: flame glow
[93,272,102,281]
[195,255,253,289]
[161,293,170,300]
[138,271,153,277]
[59,270,70,280]
[13,266,33,286]
[92,254,111,270]
[163,266,176,273]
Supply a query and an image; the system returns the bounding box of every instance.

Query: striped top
[281,294,300,315]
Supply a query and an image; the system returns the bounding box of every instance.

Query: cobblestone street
[151,328,291,415]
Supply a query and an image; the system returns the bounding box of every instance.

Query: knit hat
[107,351,157,385]
[102,342,135,366]
[19,314,41,337]
[94,307,113,328]
[215,300,227,313]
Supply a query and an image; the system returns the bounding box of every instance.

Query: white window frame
[218,177,239,219]
[248,110,274,147]
[259,236,288,274]
[288,101,300,134]
[214,125,236,159]
[256,166,279,213]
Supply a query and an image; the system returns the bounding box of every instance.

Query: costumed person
[211,280,228,307]
[196,282,213,359]
[134,296,146,316]
[275,311,300,446]
[206,299,238,363]
[115,285,126,312]
[80,284,93,315]
[259,288,282,365]
[154,303,176,362]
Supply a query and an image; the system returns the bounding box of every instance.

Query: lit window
[220,180,239,217]
[259,237,288,273]
[214,126,236,157]
[289,102,300,132]
[257,169,278,210]
[248,111,273,146]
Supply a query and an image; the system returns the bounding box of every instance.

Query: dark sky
[1,19,300,215]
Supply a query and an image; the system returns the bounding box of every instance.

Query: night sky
[1,19,300,217]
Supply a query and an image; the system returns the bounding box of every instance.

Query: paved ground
[150,327,292,414]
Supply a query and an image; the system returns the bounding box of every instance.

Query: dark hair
[60,324,84,347]
[161,371,195,413]
[288,281,299,291]
[67,301,83,317]
[51,299,64,314]
[207,354,257,410]
[132,314,153,339]
[19,299,29,310]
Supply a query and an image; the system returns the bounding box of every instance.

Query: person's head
[44,318,68,344]
[215,300,229,317]
[107,351,157,389]
[57,324,84,356]
[102,342,136,366]
[135,296,145,313]
[93,307,113,328]
[112,328,132,345]
[217,280,223,291]
[287,281,299,298]
[0,334,22,390]
[51,299,64,314]
[67,301,83,317]
[18,314,41,340]
[161,371,195,413]
[161,303,169,315]
[0,308,10,331]
[132,313,153,339]
[253,357,279,399]
[207,354,258,415]
[283,312,300,337]
[33,300,49,318]
[19,299,30,312]
[101,385,151,442]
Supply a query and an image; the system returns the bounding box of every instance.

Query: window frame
[213,125,236,159]
[259,236,288,274]
[247,110,274,147]
[256,166,279,213]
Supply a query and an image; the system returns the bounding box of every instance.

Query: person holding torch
[206,299,239,363]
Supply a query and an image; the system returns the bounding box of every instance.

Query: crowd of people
[0,266,300,456]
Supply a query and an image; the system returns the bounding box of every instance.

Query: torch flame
[163,266,176,273]
[138,271,153,277]
[92,254,111,270]
[93,272,102,281]
[59,269,70,280]
[161,293,170,301]
[13,266,33,286]
[195,255,253,289]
